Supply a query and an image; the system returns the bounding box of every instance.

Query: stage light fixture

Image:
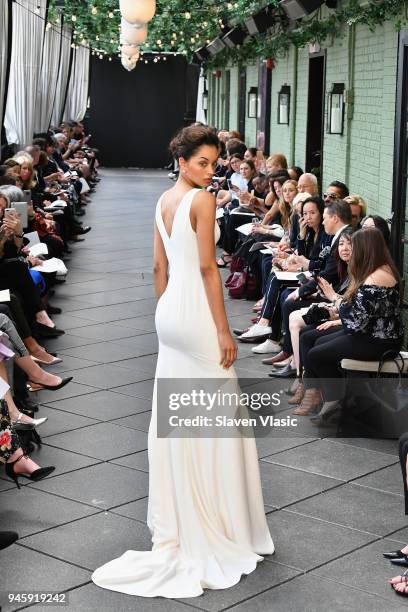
[279,0,324,20]
[244,6,276,36]
[195,46,211,61]
[206,38,226,56]
[222,27,247,49]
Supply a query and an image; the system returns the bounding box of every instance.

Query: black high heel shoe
[27,376,73,392]
[0,531,18,550]
[5,453,55,489]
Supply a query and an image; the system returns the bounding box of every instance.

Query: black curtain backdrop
[88,55,198,168]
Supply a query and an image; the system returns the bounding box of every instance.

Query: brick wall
[207,18,400,218]
[245,62,259,147]
[269,48,293,159]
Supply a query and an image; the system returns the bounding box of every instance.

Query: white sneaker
[167,172,176,179]
[239,323,272,339]
[252,339,281,354]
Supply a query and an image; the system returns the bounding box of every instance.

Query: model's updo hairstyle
[170,125,220,161]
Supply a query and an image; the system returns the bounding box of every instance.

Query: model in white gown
[92,188,274,598]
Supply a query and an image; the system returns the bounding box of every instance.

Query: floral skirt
[0,399,19,463]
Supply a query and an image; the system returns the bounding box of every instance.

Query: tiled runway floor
[0,169,406,612]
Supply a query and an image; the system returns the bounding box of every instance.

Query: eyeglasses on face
[323,192,339,200]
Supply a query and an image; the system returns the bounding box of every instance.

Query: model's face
[338,235,352,262]
[179,144,219,188]
[302,202,321,229]
[282,183,297,204]
[240,163,252,179]
[350,203,362,228]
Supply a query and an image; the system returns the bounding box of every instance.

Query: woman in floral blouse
[300,227,403,421]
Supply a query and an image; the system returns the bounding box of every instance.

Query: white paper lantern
[121,44,140,59]
[119,0,156,24]
[120,19,148,45]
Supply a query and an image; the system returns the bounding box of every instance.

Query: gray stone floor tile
[45,390,151,419]
[311,538,408,608]
[69,299,157,323]
[259,462,342,508]
[112,315,156,332]
[262,438,397,481]
[227,573,406,612]
[111,411,152,432]
[110,450,149,472]
[82,285,156,306]
[111,497,148,522]
[60,321,147,342]
[353,463,404,496]
[44,333,102,351]
[0,486,99,537]
[257,437,317,458]
[23,443,101,478]
[59,363,152,390]
[60,340,154,363]
[43,422,147,460]
[33,381,98,402]
[111,353,157,372]
[289,483,407,535]
[266,509,376,571]
[177,560,299,611]
[25,583,194,612]
[112,333,159,353]
[20,512,151,571]
[36,405,98,437]
[42,354,100,374]
[29,462,148,509]
[111,379,155,399]
[0,547,90,612]
[333,436,399,456]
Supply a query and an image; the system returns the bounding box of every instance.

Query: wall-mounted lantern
[247,87,258,118]
[327,83,345,135]
[202,91,208,111]
[277,84,290,124]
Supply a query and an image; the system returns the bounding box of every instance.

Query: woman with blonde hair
[344,194,367,229]
[13,157,36,190]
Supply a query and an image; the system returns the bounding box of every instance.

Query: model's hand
[218,330,237,369]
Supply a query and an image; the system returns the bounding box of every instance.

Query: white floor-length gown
[92,188,274,598]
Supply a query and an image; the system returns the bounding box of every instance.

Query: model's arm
[153,224,168,298]
[192,191,237,369]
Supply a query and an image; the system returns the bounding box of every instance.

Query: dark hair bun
[170,125,220,161]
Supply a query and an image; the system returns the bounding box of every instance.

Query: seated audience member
[344,194,367,229]
[264,199,352,366]
[288,229,353,402]
[300,227,402,421]
[323,180,349,204]
[244,148,257,163]
[288,166,304,181]
[237,196,327,347]
[361,214,390,244]
[265,153,288,174]
[297,173,319,195]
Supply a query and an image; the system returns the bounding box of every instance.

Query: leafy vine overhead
[47,0,272,58]
[47,0,407,63]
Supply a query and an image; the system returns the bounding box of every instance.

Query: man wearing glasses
[323,180,349,204]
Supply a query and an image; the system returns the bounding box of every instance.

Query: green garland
[47,0,408,62]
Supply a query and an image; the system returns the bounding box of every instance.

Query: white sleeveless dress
[92,188,274,598]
